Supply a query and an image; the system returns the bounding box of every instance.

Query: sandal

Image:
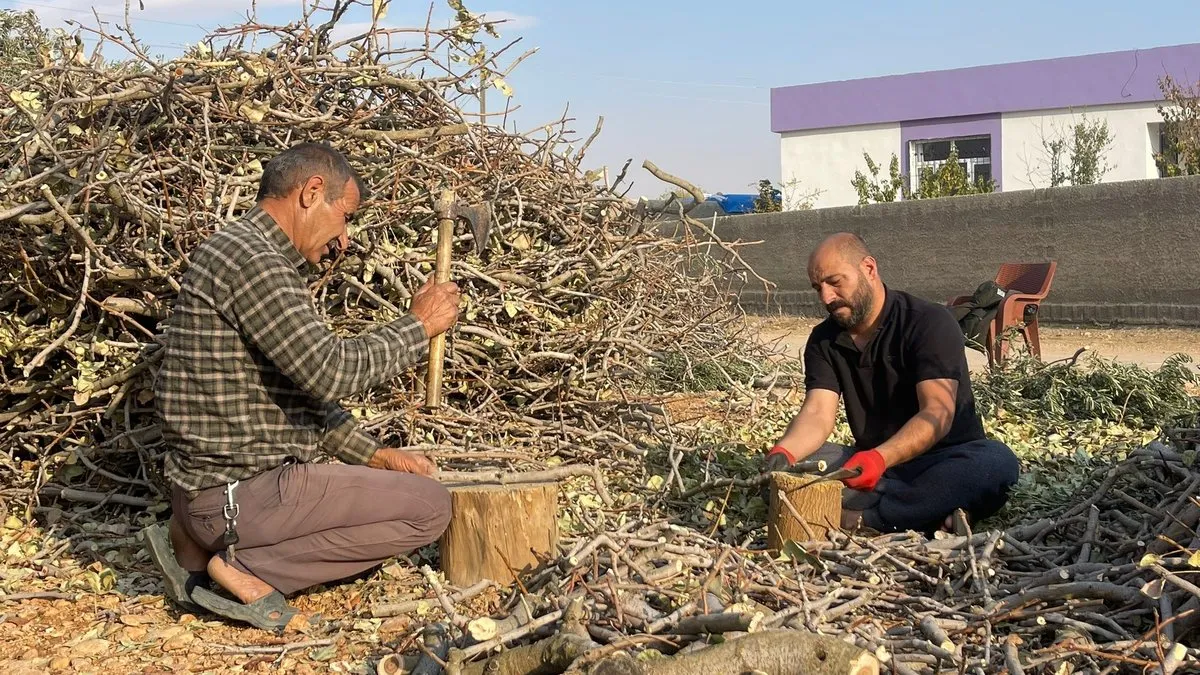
[142,523,206,614]
[190,587,298,635]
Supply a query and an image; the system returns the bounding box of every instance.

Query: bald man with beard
[764,233,1020,536]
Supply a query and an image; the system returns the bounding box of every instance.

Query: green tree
[853,145,994,205]
[912,143,996,199]
[850,152,907,205]
[0,10,49,86]
[1044,116,1113,187]
[1155,74,1200,177]
[752,178,781,212]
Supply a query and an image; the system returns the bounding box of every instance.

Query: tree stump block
[766,472,842,548]
[439,481,558,586]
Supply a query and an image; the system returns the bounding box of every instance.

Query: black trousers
[812,438,1021,535]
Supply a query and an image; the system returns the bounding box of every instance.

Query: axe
[425,188,492,410]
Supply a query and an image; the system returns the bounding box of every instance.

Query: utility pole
[479,68,487,123]
[478,45,488,125]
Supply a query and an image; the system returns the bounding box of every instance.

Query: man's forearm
[296,313,430,401]
[875,408,950,467]
[366,447,391,469]
[775,413,832,462]
[228,253,430,402]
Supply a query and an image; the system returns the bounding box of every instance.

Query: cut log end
[767,472,843,548]
[440,481,559,587]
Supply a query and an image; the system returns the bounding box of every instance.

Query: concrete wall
[1001,102,1163,189]
[711,174,1200,326]
[780,122,900,210]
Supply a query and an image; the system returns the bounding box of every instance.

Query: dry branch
[460,633,595,675]
[591,630,879,675]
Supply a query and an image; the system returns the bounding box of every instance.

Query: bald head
[807,232,884,331]
[808,232,872,271]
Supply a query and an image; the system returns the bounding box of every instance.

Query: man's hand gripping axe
[425,189,492,410]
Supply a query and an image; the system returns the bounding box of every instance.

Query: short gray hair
[255,142,368,203]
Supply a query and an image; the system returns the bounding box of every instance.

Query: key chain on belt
[222,480,240,563]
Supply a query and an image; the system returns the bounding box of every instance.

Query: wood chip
[69,638,109,656]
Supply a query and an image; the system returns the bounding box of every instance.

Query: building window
[910,136,992,193]
[1155,123,1183,178]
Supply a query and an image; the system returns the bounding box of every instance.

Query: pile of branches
[975,350,1200,429]
[0,2,778,506]
[367,438,1200,674]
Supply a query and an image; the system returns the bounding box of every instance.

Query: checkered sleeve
[225,251,430,402]
[319,403,383,465]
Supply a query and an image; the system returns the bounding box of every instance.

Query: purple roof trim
[771,43,1200,133]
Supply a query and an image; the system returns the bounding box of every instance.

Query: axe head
[439,201,493,255]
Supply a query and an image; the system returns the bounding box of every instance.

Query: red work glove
[841,449,885,491]
[765,445,796,469]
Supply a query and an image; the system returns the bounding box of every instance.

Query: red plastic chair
[948,262,1057,365]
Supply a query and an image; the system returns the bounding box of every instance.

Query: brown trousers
[172,463,451,594]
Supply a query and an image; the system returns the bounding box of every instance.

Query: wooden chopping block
[439,481,558,587]
[766,472,842,548]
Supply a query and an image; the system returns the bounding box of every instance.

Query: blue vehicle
[707,192,777,215]
[642,189,781,219]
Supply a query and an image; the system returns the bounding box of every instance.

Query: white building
[771,43,1200,210]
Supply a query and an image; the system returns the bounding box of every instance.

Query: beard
[826,278,875,329]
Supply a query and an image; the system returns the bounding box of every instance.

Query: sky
[12,0,1200,198]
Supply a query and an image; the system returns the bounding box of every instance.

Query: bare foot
[941,509,970,535]
[169,516,210,573]
[207,554,276,605]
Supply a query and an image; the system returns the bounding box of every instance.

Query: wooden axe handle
[425,190,455,409]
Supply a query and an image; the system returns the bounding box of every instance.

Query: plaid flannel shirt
[156,206,428,495]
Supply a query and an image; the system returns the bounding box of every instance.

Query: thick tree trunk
[767,472,842,548]
[440,481,559,586]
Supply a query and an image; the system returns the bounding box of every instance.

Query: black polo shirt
[803,286,985,452]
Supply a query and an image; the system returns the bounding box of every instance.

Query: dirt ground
[0,548,441,674]
[748,316,1200,371]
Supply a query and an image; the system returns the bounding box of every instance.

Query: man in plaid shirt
[144,143,460,632]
